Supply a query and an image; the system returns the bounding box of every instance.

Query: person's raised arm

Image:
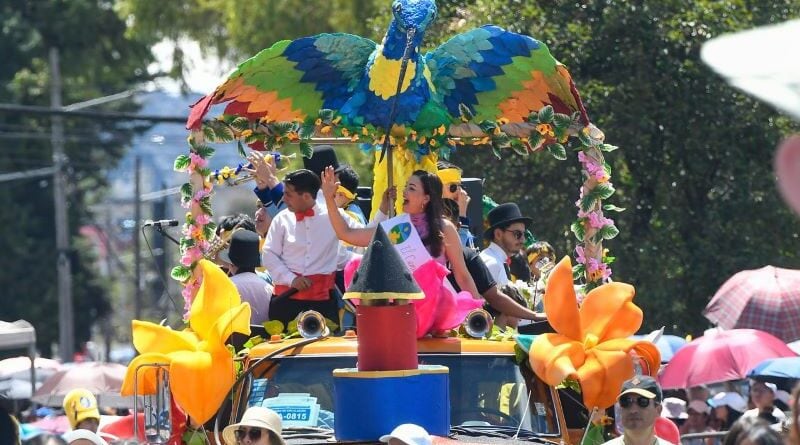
[321,166,376,247]
[483,286,546,321]
[442,219,482,300]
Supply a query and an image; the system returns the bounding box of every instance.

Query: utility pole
[50,47,74,362]
[134,156,142,320]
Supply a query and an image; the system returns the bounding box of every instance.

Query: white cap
[709,392,748,413]
[379,424,432,445]
[661,397,688,419]
[687,400,711,415]
[63,430,109,445]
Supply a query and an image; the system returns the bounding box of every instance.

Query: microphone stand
[154,225,180,245]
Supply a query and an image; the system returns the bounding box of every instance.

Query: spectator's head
[284,169,320,212]
[63,430,108,445]
[686,400,711,430]
[217,214,256,234]
[709,392,748,429]
[723,417,780,445]
[661,397,688,425]
[485,203,531,255]
[616,375,663,435]
[222,406,285,445]
[379,423,432,445]
[254,201,273,237]
[334,165,359,208]
[436,161,463,200]
[526,241,555,279]
[750,381,777,410]
[63,389,100,432]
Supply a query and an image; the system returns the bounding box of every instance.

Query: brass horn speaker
[296,310,330,338]
[463,309,493,338]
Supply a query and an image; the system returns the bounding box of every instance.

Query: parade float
[118,0,661,443]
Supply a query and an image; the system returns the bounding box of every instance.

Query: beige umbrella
[31,361,134,407]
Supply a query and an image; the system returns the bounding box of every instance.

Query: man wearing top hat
[224,229,274,325]
[480,203,532,289]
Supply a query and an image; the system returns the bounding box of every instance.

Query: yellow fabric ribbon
[336,185,356,202]
[436,168,462,185]
[121,259,251,424]
[529,257,660,409]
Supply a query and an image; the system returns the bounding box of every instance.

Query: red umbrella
[659,329,798,389]
[704,266,800,343]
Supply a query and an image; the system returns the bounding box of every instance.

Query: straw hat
[222,407,285,445]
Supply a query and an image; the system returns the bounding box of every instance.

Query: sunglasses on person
[503,229,524,240]
[619,395,653,409]
[235,428,264,442]
[448,183,462,193]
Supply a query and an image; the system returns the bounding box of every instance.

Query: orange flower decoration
[530,257,660,409]
[121,260,251,424]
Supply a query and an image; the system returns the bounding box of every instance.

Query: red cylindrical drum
[356,304,418,371]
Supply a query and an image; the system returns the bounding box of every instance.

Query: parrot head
[391,0,438,35]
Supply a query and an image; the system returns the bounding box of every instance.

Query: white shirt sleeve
[262,213,296,285]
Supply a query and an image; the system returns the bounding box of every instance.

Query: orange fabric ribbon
[120,259,251,424]
[530,256,660,409]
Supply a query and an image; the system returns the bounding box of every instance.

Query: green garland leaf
[602,204,626,212]
[202,224,215,241]
[526,110,539,124]
[193,145,215,158]
[510,140,529,156]
[547,143,567,160]
[174,154,190,172]
[180,183,193,202]
[580,193,598,213]
[171,265,192,282]
[538,105,554,124]
[230,117,251,132]
[198,197,213,216]
[571,219,586,241]
[458,103,474,122]
[577,129,592,146]
[553,113,572,130]
[491,144,502,160]
[594,183,616,200]
[595,224,620,241]
[603,161,612,177]
[299,141,313,158]
[600,143,619,152]
[237,140,247,158]
[263,320,285,336]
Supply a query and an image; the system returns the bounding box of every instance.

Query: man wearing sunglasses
[436,161,476,248]
[605,375,671,445]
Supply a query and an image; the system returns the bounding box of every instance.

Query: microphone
[143,219,179,228]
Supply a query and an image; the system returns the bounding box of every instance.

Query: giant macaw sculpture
[187,0,589,137]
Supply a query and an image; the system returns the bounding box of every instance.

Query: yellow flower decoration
[121,260,251,424]
[530,257,660,409]
[240,129,253,138]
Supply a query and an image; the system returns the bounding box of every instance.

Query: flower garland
[174,107,622,311]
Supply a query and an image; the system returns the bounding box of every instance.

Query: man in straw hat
[223,406,285,445]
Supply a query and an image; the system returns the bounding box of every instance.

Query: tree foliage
[0,0,152,356]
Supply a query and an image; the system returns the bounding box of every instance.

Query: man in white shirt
[479,203,532,328]
[263,169,360,328]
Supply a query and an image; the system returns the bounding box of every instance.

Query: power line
[0,166,57,183]
[0,103,187,124]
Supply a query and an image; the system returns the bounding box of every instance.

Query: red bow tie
[295,208,315,221]
[505,257,512,266]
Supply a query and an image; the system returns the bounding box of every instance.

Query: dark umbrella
[703,266,800,343]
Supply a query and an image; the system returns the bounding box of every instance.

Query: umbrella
[703,266,800,343]
[746,357,800,387]
[31,362,132,407]
[28,415,71,435]
[659,329,798,389]
[0,378,41,400]
[632,334,687,363]
[0,356,62,379]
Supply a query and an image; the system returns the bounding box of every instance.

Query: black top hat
[484,203,533,240]
[344,225,424,301]
[221,230,261,269]
[618,375,663,402]
[302,145,339,177]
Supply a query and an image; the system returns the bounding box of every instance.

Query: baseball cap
[687,400,711,415]
[708,392,748,413]
[618,375,663,401]
[62,389,100,430]
[63,429,108,445]
[379,424,432,445]
[661,397,688,419]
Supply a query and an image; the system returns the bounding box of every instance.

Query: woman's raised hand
[321,165,339,201]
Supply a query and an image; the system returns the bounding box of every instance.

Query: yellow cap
[63,388,100,429]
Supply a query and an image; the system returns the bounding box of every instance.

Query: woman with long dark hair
[321,167,482,334]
